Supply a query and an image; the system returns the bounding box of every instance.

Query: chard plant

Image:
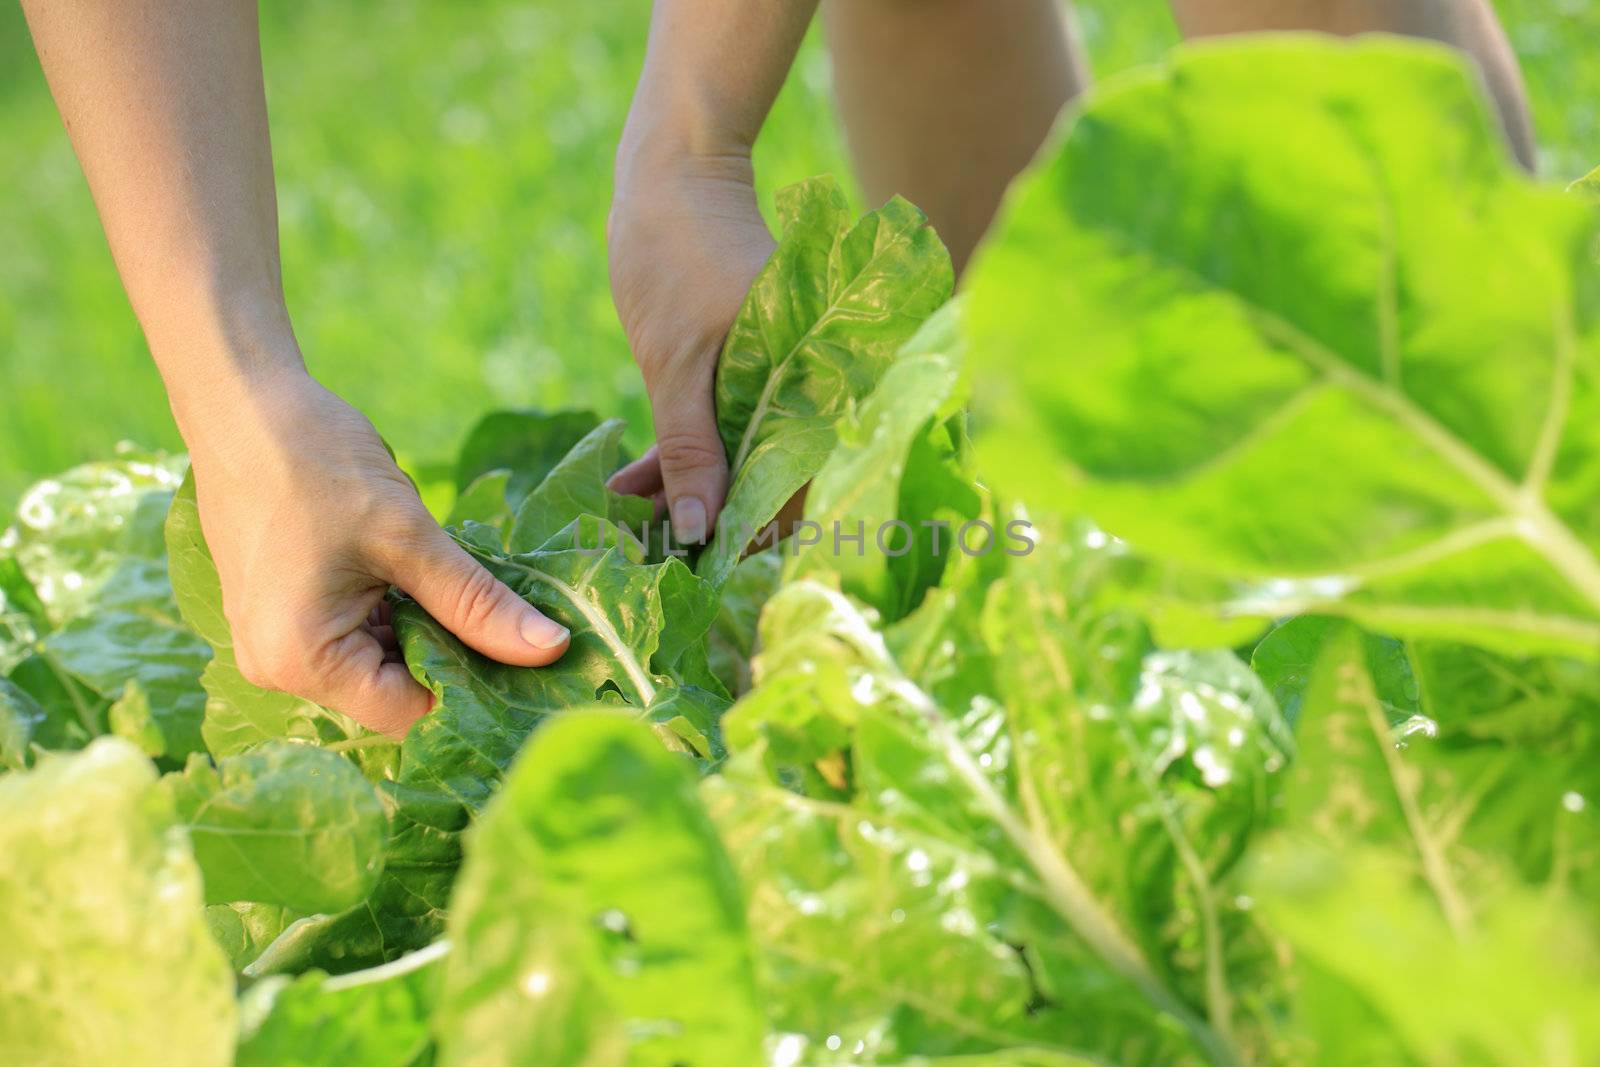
[3,36,1598,1067]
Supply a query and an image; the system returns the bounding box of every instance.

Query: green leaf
[165,472,361,755]
[964,37,1600,658]
[1251,615,1420,729]
[205,901,301,972]
[164,741,388,913]
[0,676,46,770]
[237,942,444,1067]
[787,304,981,620]
[109,678,166,756]
[42,604,211,758]
[7,452,185,625]
[0,554,46,675]
[706,551,781,699]
[506,418,653,553]
[702,175,954,586]
[715,568,1287,1065]
[0,737,234,1067]
[1255,842,1600,1066]
[436,711,765,1067]
[453,408,601,509]
[1570,162,1600,203]
[445,468,513,530]
[1251,624,1600,1061]
[394,532,717,818]
[4,455,211,756]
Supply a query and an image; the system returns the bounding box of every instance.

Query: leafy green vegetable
[4,455,211,757]
[6,33,1600,1067]
[453,408,601,510]
[0,676,46,770]
[0,738,235,1067]
[395,529,719,817]
[165,741,388,913]
[964,37,1600,657]
[436,711,764,1067]
[712,562,1287,1066]
[506,418,652,552]
[1250,622,1600,1062]
[787,304,982,621]
[236,942,443,1067]
[703,175,954,585]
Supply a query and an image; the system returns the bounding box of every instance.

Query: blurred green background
[0,0,1594,505]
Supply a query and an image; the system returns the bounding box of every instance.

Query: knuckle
[451,565,508,631]
[654,430,725,474]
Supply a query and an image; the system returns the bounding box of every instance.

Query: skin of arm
[824,0,1088,277]
[825,0,1534,283]
[21,0,571,737]
[605,0,821,543]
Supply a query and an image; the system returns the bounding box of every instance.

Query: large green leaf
[0,737,235,1067]
[165,741,388,913]
[964,37,1600,657]
[1250,622,1600,1062]
[713,563,1289,1066]
[436,711,765,1067]
[0,676,48,770]
[702,175,954,586]
[236,941,444,1067]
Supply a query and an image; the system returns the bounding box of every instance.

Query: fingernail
[520,612,569,650]
[671,496,707,544]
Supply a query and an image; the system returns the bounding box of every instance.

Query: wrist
[156,297,311,453]
[614,85,756,201]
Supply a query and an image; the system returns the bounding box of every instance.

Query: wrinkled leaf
[0,738,234,1067]
[436,711,764,1067]
[165,741,388,913]
[703,175,954,586]
[788,305,981,620]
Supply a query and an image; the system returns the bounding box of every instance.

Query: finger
[607,445,663,498]
[381,521,570,666]
[649,359,728,545]
[304,629,433,739]
[363,623,397,651]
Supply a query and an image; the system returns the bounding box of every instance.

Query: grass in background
[0,0,1593,505]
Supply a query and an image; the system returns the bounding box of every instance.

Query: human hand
[606,152,775,543]
[183,368,571,737]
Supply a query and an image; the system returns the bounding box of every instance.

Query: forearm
[21,0,301,443]
[1170,0,1536,168]
[824,0,1085,275]
[615,0,818,191]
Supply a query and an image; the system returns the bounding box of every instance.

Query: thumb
[386,524,570,666]
[650,357,729,546]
